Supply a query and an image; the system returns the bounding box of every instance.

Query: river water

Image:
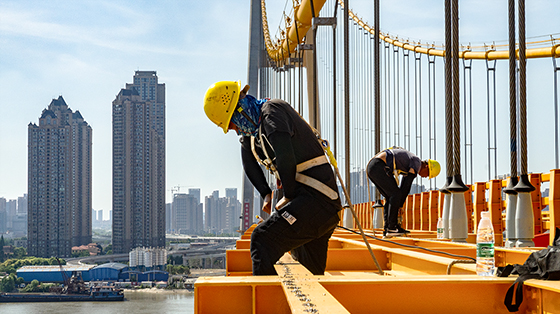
[0,291,195,314]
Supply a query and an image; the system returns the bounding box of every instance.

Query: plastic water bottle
[476,211,495,276]
[437,217,444,239]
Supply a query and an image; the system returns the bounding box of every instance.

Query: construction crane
[55,257,88,294]
[55,257,70,289]
[174,185,191,193]
[168,185,192,198]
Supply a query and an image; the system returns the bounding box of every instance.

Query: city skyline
[1,1,559,220]
[0,1,258,217]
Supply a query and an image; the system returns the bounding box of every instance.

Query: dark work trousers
[366,157,403,230]
[250,189,340,275]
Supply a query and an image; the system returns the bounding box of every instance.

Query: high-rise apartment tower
[112,71,165,253]
[28,96,92,257]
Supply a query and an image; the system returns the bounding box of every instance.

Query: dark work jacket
[240,99,340,211]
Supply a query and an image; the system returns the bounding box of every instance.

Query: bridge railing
[352,169,560,246]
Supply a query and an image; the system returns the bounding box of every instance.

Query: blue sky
[0,0,558,218]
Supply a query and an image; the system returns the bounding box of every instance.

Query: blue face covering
[230,94,268,136]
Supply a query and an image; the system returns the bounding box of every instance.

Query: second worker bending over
[366,147,440,237]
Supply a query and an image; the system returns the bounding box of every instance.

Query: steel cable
[428,54,437,189]
[519,0,528,176]
[404,48,411,150]
[394,45,400,146]
[344,0,350,207]
[462,58,474,184]
[385,42,390,147]
[332,3,336,146]
[554,55,560,169]
[445,0,453,178]
[374,0,381,202]
[452,0,461,177]
[414,51,423,192]
[486,59,498,180]
[508,0,518,180]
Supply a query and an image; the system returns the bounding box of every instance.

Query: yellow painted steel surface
[339,0,560,60]
[275,254,351,313]
[195,224,560,313]
[261,0,560,62]
[195,170,560,313]
[262,0,327,62]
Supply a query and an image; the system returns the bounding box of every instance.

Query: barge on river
[0,286,124,303]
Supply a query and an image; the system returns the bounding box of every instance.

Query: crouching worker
[367,147,440,237]
[203,81,342,275]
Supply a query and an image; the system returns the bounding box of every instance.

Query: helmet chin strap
[236,106,258,127]
[232,105,258,136]
[236,84,257,127]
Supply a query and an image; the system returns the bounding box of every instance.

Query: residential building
[172,193,202,234]
[165,203,172,233]
[17,194,28,215]
[204,190,241,235]
[225,188,237,200]
[129,247,167,271]
[188,188,201,204]
[6,200,16,229]
[112,71,165,254]
[0,198,6,233]
[27,96,92,257]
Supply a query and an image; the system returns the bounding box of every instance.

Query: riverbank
[124,288,193,295]
[121,268,226,294]
[189,269,226,277]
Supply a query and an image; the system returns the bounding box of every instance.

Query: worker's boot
[385,225,410,237]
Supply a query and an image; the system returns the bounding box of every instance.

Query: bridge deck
[195,225,560,313]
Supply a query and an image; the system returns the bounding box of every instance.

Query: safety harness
[250,125,339,200]
[385,146,411,185]
[248,113,384,275]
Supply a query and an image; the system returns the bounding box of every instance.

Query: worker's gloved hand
[262,193,272,214]
[276,197,291,210]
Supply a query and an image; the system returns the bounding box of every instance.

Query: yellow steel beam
[274,253,351,313]
[320,275,520,313]
[329,234,536,272]
[226,246,390,275]
[195,276,291,314]
[550,169,560,245]
[226,249,252,276]
[236,239,251,249]
[261,0,327,62]
[326,248,389,272]
[263,0,560,62]
[204,226,560,313]
[196,273,560,314]
[339,0,560,60]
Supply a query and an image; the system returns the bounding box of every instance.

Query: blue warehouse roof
[92,262,128,271]
[17,265,95,272]
[16,265,95,283]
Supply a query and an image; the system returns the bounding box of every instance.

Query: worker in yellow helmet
[204,81,342,275]
[366,147,440,238]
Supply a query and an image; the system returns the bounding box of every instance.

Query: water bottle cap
[481,211,490,219]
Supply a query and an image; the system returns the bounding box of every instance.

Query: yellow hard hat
[426,159,441,179]
[203,81,241,133]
